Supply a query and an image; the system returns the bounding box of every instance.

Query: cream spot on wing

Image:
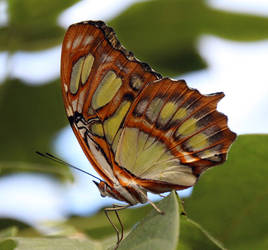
[66,105,73,117]
[135,99,149,116]
[175,146,196,162]
[183,154,197,163]
[73,35,83,48]
[146,97,164,123]
[130,75,143,91]
[92,70,122,110]
[71,99,78,111]
[100,53,113,63]
[82,35,93,46]
[116,61,123,71]
[64,83,68,93]
[197,148,220,161]
[65,40,72,50]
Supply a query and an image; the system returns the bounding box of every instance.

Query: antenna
[36,151,103,182]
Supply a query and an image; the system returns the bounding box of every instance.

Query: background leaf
[110,0,268,76]
[1,0,80,52]
[8,237,101,250]
[0,239,17,250]
[67,205,151,240]
[184,135,268,249]
[0,79,71,179]
[118,192,179,250]
[178,216,226,250]
[0,218,41,237]
[2,0,268,178]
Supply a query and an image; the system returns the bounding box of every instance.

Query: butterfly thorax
[93,180,148,206]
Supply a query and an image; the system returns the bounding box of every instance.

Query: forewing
[114,78,236,190]
[60,21,161,185]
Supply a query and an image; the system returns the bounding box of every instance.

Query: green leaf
[6,237,101,250]
[178,216,226,250]
[0,239,17,250]
[2,0,268,179]
[0,194,227,249]
[117,191,179,250]
[0,162,73,181]
[0,79,71,180]
[66,193,226,249]
[67,205,151,240]
[184,134,268,249]
[2,0,80,52]
[0,218,41,237]
[109,0,268,76]
[0,227,18,238]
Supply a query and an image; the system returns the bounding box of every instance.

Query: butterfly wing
[60,21,161,186]
[114,78,236,193]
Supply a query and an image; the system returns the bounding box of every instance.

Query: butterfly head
[93,180,115,198]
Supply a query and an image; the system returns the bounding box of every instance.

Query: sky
[0,0,268,226]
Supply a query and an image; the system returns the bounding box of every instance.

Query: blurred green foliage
[184,135,268,249]
[2,0,80,51]
[0,193,227,249]
[110,0,268,76]
[1,0,268,177]
[0,0,267,249]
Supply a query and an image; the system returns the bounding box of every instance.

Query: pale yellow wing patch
[103,100,131,144]
[92,70,123,110]
[115,127,197,186]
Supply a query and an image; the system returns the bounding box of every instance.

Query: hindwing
[113,78,236,192]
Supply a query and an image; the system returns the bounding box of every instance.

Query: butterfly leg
[138,190,164,215]
[104,204,130,249]
[147,199,164,215]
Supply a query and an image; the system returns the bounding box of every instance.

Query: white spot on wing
[101,53,113,63]
[73,35,83,49]
[76,121,86,137]
[66,105,73,117]
[72,99,78,111]
[116,61,129,73]
[183,154,196,163]
[65,40,72,50]
[82,35,93,46]
[135,99,148,115]
[64,83,68,93]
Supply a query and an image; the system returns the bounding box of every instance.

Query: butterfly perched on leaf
[60,20,236,207]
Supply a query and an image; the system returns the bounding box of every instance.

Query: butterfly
[61,20,236,211]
